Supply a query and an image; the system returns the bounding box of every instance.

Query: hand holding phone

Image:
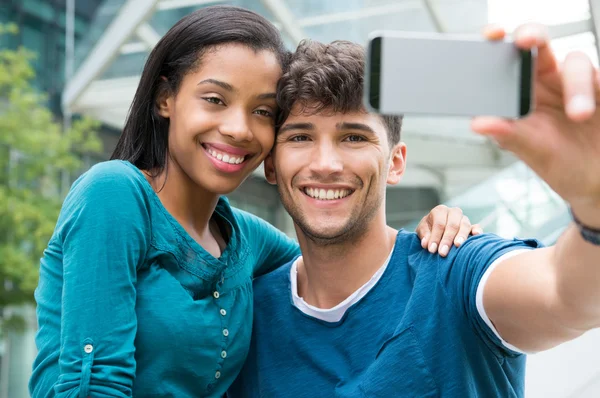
[365,31,536,119]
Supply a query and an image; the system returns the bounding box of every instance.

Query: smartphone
[365,31,536,118]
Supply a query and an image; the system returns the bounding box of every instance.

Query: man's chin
[297,222,355,244]
[281,200,359,243]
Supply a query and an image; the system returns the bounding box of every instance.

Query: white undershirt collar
[290,246,395,323]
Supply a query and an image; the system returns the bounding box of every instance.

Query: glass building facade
[0,0,104,112]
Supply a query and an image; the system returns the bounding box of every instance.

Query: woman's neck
[145,159,223,256]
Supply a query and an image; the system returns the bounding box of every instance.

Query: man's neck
[296,213,397,309]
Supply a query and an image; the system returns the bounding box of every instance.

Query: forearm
[552,206,600,330]
[48,165,148,395]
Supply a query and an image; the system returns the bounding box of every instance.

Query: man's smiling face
[265,104,406,245]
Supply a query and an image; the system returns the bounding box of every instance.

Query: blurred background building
[0,0,599,397]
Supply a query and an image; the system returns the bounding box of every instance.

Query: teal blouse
[29,160,300,397]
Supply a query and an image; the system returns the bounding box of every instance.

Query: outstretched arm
[472,24,600,353]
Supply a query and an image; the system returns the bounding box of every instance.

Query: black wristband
[571,208,600,246]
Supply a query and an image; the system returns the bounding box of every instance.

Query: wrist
[570,205,600,246]
[570,201,600,230]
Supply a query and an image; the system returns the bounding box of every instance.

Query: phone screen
[365,32,535,118]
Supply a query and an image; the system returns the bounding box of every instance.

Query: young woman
[29,5,477,397]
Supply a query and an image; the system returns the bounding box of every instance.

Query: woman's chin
[199,174,251,196]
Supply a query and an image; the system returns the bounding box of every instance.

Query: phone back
[366,31,534,118]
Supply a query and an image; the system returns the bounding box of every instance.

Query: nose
[219,108,254,142]
[308,140,343,176]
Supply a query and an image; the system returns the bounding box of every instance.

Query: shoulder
[71,160,147,193]
[253,258,296,295]
[251,259,296,321]
[396,229,424,251]
[224,202,284,244]
[230,206,275,234]
[49,162,154,257]
[449,233,543,279]
[408,232,542,265]
[404,232,543,290]
[229,206,257,226]
[57,161,152,231]
[452,233,543,261]
[393,229,430,264]
[433,233,543,294]
[229,205,297,247]
[65,160,151,207]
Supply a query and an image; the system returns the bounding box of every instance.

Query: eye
[345,134,367,142]
[254,109,274,118]
[203,96,225,105]
[290,135,310,142]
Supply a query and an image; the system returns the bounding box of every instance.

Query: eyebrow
[198,78,235,92]
[336,122,376,134]
[278,123,315,134]
[257,93,277,100]
[198,79,276,101]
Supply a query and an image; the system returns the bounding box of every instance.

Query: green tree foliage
[0,23,102,329]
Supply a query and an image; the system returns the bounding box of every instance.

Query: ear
[264,152,277,185]
[387,142,407,185]
[156,77,173,118]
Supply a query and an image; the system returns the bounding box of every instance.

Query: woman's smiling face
[158,43,283,194]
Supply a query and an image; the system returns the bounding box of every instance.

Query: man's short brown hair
[276,40,402,146]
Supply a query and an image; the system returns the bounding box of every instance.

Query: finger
[421,232,430,249]
[426,206,448,254]
[513,23,557,75]
[562,51,596,122]
[415,215,431,249]
[472,117,542,169]
[483,24,506,41]
[471,116,516,137]
[471,117,526,156]
[471,224,484,235]
[454,216,472,247]
[438,208,463,256]
[513,23,549,48]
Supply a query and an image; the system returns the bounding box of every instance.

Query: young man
[228,24,600,397]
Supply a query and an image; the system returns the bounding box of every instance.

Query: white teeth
[205,147,245,164]
[304,188,352,200]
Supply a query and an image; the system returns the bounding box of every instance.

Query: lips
[201,143,253,165]
[200,142,257,173]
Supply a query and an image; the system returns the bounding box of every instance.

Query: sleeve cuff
[475,249,532,355]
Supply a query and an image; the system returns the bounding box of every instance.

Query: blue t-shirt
[29,160,300,398]
[229,230,542,398]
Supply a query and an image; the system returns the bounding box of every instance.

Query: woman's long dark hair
[111,5,289,175]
